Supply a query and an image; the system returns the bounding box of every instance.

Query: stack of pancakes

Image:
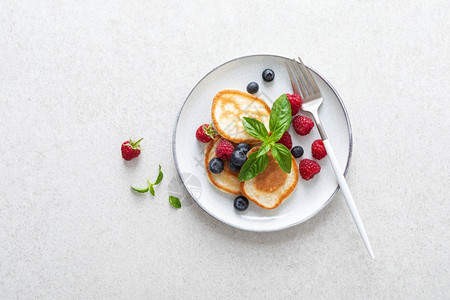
[205,89,299,209]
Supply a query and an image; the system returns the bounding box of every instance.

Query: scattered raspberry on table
[121,138,143,161]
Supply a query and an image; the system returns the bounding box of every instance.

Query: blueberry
[262,69,275,82]
[235,143,250,154]
[230,150,247,167]
[229,162,241,172]
[208,158,224,174]
[234,196,249,211]
[246,82,259,94]
[291,146,304,158]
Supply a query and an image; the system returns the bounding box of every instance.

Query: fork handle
[322,139,375,259]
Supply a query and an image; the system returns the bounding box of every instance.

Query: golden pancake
[204,137,241,195]
[211,90,271,144]
[239,147,299,209]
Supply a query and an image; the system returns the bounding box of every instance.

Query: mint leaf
[169,196,181,208]
[271,143,292,174]
[238,152,269,182]
[242,117,269,142]
[154,164,163,185]
[268,94,291,142]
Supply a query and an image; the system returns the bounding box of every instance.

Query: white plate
[173,54,352,232]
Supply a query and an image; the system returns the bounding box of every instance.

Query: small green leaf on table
[169,196,181,208]
[131,185,150,193]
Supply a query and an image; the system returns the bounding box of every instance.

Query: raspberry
[299,159,321,180]
[196,123,217,143]
[293,115,314,136]
[276,132,292,150]
[121,138,143,161]
[216,139,234,160]
[286,93,302,115]
[311,139,327,160]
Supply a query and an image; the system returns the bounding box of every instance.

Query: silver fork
[285,57,374,259]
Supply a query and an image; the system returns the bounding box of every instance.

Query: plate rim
[172,53,353,232]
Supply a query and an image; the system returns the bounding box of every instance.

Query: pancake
[204,137,241,195]
[239,147,299,209]
[211,90,271,144]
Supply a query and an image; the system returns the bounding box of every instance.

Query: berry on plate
[286,93,302,115]
[230,149,247,167]
[246,82,259,94]
[209,158,224,174]
[293,115,314,136]
[121,138,143,161]
[229,162,241,172]
[195,123,217,143]
[216,139,234,160]
[299,159,321,180]
[311,139,327,160]
[235,143,250,154]
[234,196,249,211]
[262,69,275,82]
[291,146,304,158]
[276,131,293,150]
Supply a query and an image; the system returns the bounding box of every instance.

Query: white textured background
[1,1,449,299]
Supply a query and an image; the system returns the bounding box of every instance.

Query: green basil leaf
[238,152,269,182]
[149,184,155,196]
[169,196,181,208]
[271,143,292,174]
[242,117,269,141]
[154,164,163,185]
[256,141,272,158]
[269,94,292,141]
[131,185,150,193]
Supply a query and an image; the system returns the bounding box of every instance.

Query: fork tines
[285,57,321,100]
